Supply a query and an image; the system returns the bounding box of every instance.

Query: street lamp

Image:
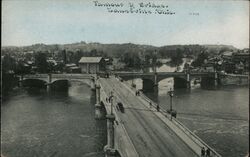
[168,88,174,120]
[110,91,114,115]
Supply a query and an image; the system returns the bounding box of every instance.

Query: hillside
[2,42,238,57]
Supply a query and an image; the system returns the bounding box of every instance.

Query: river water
[1,82,107,157]
[127,63,249,157]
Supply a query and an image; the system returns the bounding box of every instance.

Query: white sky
[2,0,249,49]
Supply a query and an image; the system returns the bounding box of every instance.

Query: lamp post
[168,88,174,120]
[110,91,114,115]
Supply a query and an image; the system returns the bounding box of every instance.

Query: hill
[2,42,238,58]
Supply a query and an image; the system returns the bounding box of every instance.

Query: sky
[2,0,249,49]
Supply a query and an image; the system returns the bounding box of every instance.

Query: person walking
[206,148,211,157]
[201,147,205,157]
[149,102,152,108]
[156,104,160,112]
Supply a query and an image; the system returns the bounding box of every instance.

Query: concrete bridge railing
[121,78,222,157]
[22,73,96,80]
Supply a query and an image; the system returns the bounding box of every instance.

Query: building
[201,62,215,72]
[78,57,106,74]
[232,52,249,62]
[221,51,233,60]
[65,63,81,73]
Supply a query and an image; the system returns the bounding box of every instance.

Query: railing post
[104,114,116,157]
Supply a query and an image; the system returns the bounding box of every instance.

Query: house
[232,52,249,63]
[201,62,215,72]
[222,51,233,60]
[78,57,106,74]
[65,63,81,73]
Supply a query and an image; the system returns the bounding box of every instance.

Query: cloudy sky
[2,0,249,49]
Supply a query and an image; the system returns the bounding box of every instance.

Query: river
[127,62,249,157]
[1,81,107,157]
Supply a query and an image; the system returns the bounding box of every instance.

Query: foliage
[191,52,209,67]
[170,48,183,66]
[2,54,16,73]
[34,52,48,73]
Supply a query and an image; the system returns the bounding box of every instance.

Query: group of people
[106,96,113,103]
[135,90,140,96]
[201,147,211,157]
[149,101,160,111]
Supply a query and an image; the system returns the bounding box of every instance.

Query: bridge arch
[22,79,47,89]
[51,79,70,91]
[158,77,174,91]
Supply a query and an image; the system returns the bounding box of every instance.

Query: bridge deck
[99,77,199,157]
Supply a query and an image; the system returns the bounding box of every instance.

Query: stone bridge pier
[46,73,52,92]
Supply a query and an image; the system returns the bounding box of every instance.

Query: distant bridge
[114,71,220,90]
[20,74,96,91]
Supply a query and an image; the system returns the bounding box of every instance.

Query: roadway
[99,76,199,157]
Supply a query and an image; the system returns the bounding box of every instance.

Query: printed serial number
[189,12,199,15]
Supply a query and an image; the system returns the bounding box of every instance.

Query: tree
[35,52,48,73]
[170,48,183,66]
[2,54,16,73]
[191,52,209,67]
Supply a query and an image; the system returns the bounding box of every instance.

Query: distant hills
[2,42,239,57]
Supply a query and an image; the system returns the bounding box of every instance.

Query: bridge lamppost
[110,91,114,115]
[168,88,174,120]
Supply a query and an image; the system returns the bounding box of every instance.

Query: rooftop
[79,57,103,63]
[222,51,233,56]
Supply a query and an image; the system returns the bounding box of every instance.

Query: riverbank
[220,74,249,86]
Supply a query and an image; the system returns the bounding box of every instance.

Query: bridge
[19,74,96,91]
[113,71,220,90]
[19,73,222,157]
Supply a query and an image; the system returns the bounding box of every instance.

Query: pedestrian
[135,91,137,96]
[138,90,140,96]
[206,148,210,157]
[201,147,205,157]
[156,104,160,112]
[149,102,152,108]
